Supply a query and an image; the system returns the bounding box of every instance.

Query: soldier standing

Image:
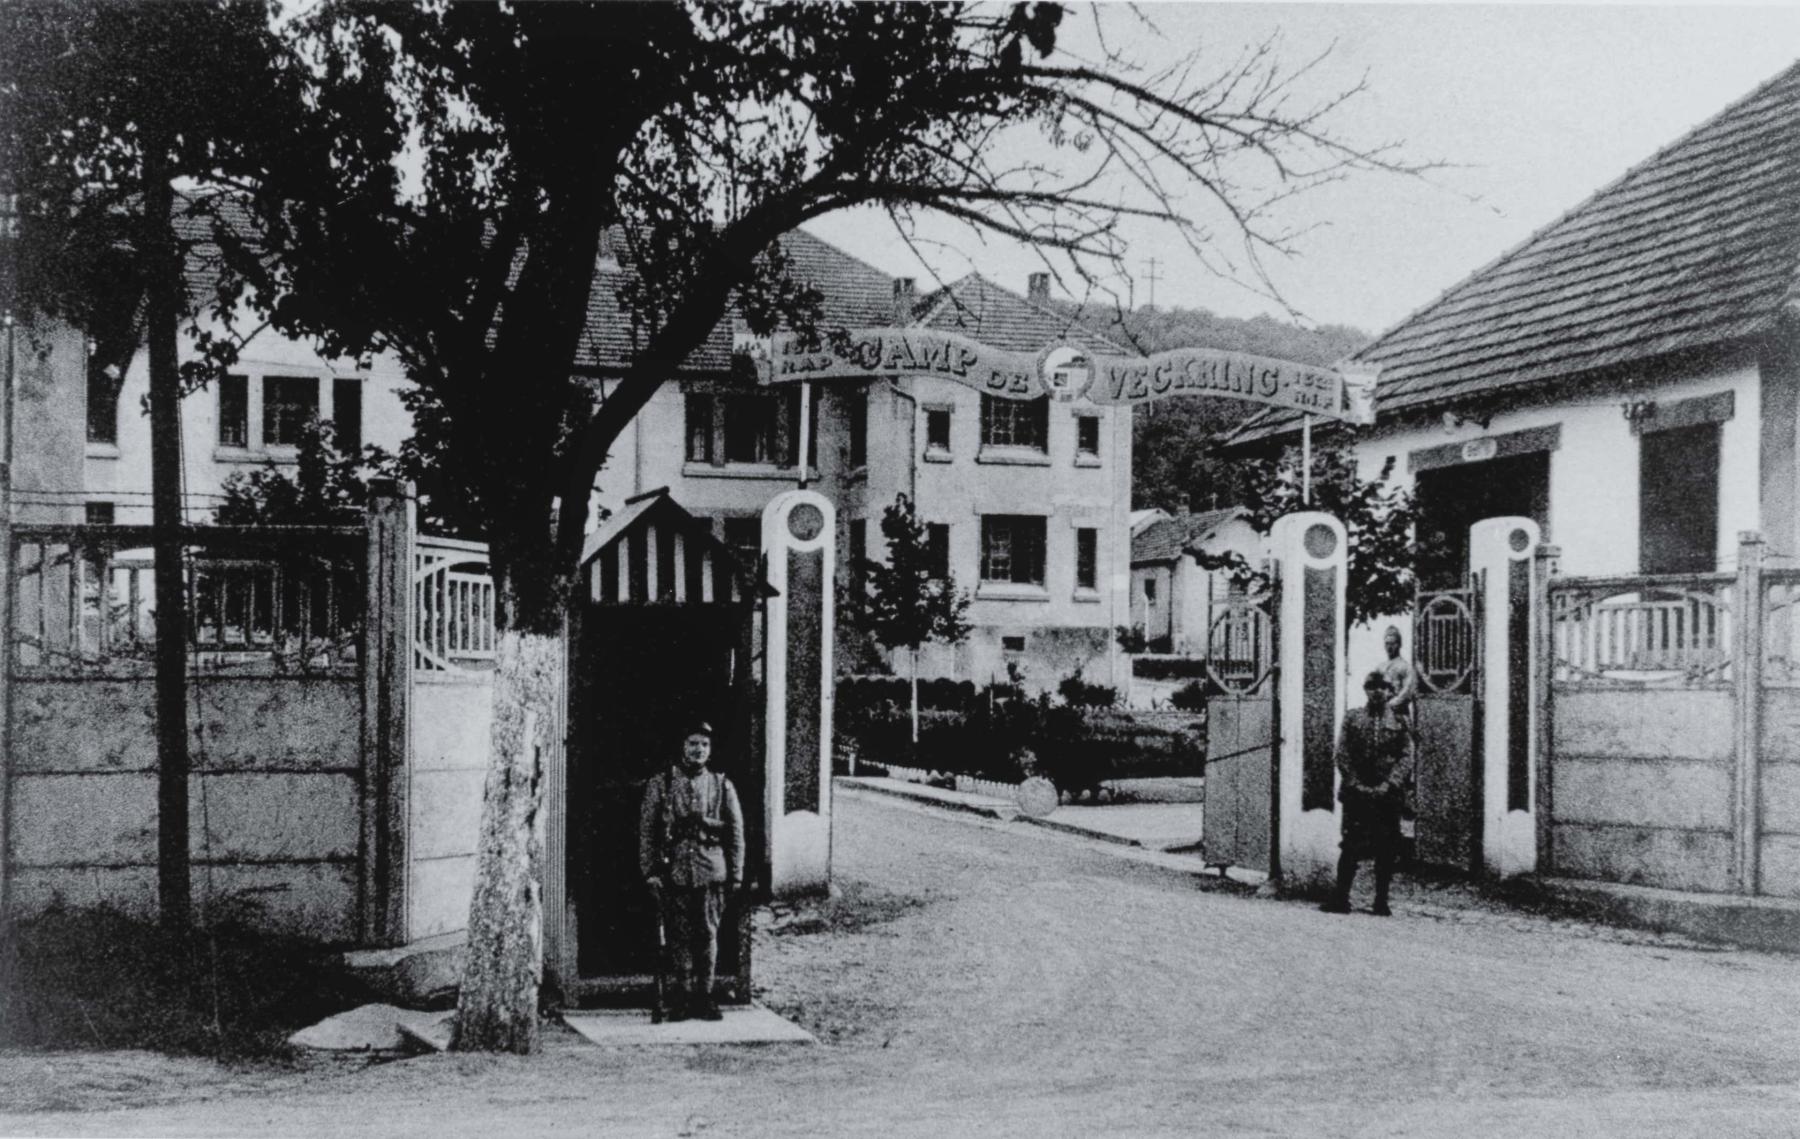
[639,722,744,1021]
[1321,671,1412,916]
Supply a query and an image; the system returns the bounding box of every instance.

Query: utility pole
[1142,257,1163,312]
[143,147,193,931]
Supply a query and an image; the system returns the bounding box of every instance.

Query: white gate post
[1471,517,1541,878]
[762,490,836,897]
[1271,512,1347,888]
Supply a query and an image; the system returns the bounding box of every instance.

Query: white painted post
[1471,517,1541,878]
[1301,415,1313,506]
[1270,511,1346,888]
[1734,531,1765,895]
[762,490,836,896]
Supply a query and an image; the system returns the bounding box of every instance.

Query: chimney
[892,278,916,324]
[1027,272,1050,305]
[1181,494,1195,516]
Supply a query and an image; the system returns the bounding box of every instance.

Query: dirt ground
[5,788,1800,1137]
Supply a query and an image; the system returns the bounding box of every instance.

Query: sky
[803,3,1800,336]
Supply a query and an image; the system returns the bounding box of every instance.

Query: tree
[214,421,369,528]
[1106,307,1372,513]
[224,1,1424,1051]
[852,495,973,747]
[2,0,306,930]
[1195,441,1422,628]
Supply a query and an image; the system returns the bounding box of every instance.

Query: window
[926,407,952,452]
[981,515,1046,586]
[1076,415,1100,459]
[219,374,249,447]
[847,388,868,468]
[1144,578,1158,602]
[87,365,121,445]
[1640,423,1720,574]
[980,395,1048,450]
[1076,528,1098,590]
[333,379,363,458]
[84,501,114,525]
[1002,635,1027,653]
[691,387,804,467]
[926,523,950,580]
[685,393,716,463]
[722,517,761,569]
[847,518,868,594]
[263,376,318,446]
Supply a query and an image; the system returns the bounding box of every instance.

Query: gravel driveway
[6,787,1800,1137]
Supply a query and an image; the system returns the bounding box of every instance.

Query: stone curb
[836,777,1017,820]
[1526,876,1800,955]
[1016,814,1144,848]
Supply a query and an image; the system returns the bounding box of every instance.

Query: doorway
[1413,451,1549,590]
[567,600,762,1000]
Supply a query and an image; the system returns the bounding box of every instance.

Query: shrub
[1057,671,1118,709]
[1170,679,1209,711]
[1132,656,1211,681]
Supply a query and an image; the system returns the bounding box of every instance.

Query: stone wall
[8,672,364,940]
[1549,688,1735,893]
[408,671,493,941]
[1757,689,1800,898]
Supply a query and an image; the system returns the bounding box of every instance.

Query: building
[1128,506,1255,656]
[588,235,1136,693]
[20,215,1135,693]
[1222,58,1800,667]
[79,319,414,527]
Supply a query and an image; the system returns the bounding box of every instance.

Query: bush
[1057,671,1118,709]
[838,678,1203,792]
[1132,656,1211,681]
[1170,679,1208,711]
[0,904,364,1058]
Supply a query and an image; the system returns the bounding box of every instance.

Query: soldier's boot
[1319,853,1356,914]
[1371,853,1394,916]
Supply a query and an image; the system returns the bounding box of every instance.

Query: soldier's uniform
[1324,672,1412,915]
[639,737,744,1019]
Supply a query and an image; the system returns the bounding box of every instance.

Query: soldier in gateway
[639,721,745,1021]
[1321,670,1412,916]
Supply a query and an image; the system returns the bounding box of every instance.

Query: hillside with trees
[1060,302,1372,512]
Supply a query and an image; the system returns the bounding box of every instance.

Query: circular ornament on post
[788,503,825,541]
[1303,522,1338,560]
[1016,776,1060,818]
[1509,527,1530,553]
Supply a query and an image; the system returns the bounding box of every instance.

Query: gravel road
[5,787,1800,1138]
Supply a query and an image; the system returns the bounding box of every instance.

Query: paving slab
[394,1009,456,1052]
[288,1003,414,1052]
[561,1005,815,1047]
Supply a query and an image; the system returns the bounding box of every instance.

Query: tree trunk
[451,627,563,1054]
[144,159,191,931]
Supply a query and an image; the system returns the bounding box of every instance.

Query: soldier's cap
[1363,670,1392,691]
[685,721,714,739]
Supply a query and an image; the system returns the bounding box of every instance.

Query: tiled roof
[1131,507,1243,566]
[1227,59,1800,447]
[576,227,900,375]
[913,274,1131,356]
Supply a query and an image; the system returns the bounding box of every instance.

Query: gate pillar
[762,490,836,897]
[1471,517,1541,877]
[1271,512,1347,888]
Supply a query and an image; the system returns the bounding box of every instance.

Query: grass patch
[0,903,364,1060]
[762,882,932,939]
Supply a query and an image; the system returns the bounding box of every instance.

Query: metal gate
[1412,584,1482,871]
[1202,591,1276,873]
